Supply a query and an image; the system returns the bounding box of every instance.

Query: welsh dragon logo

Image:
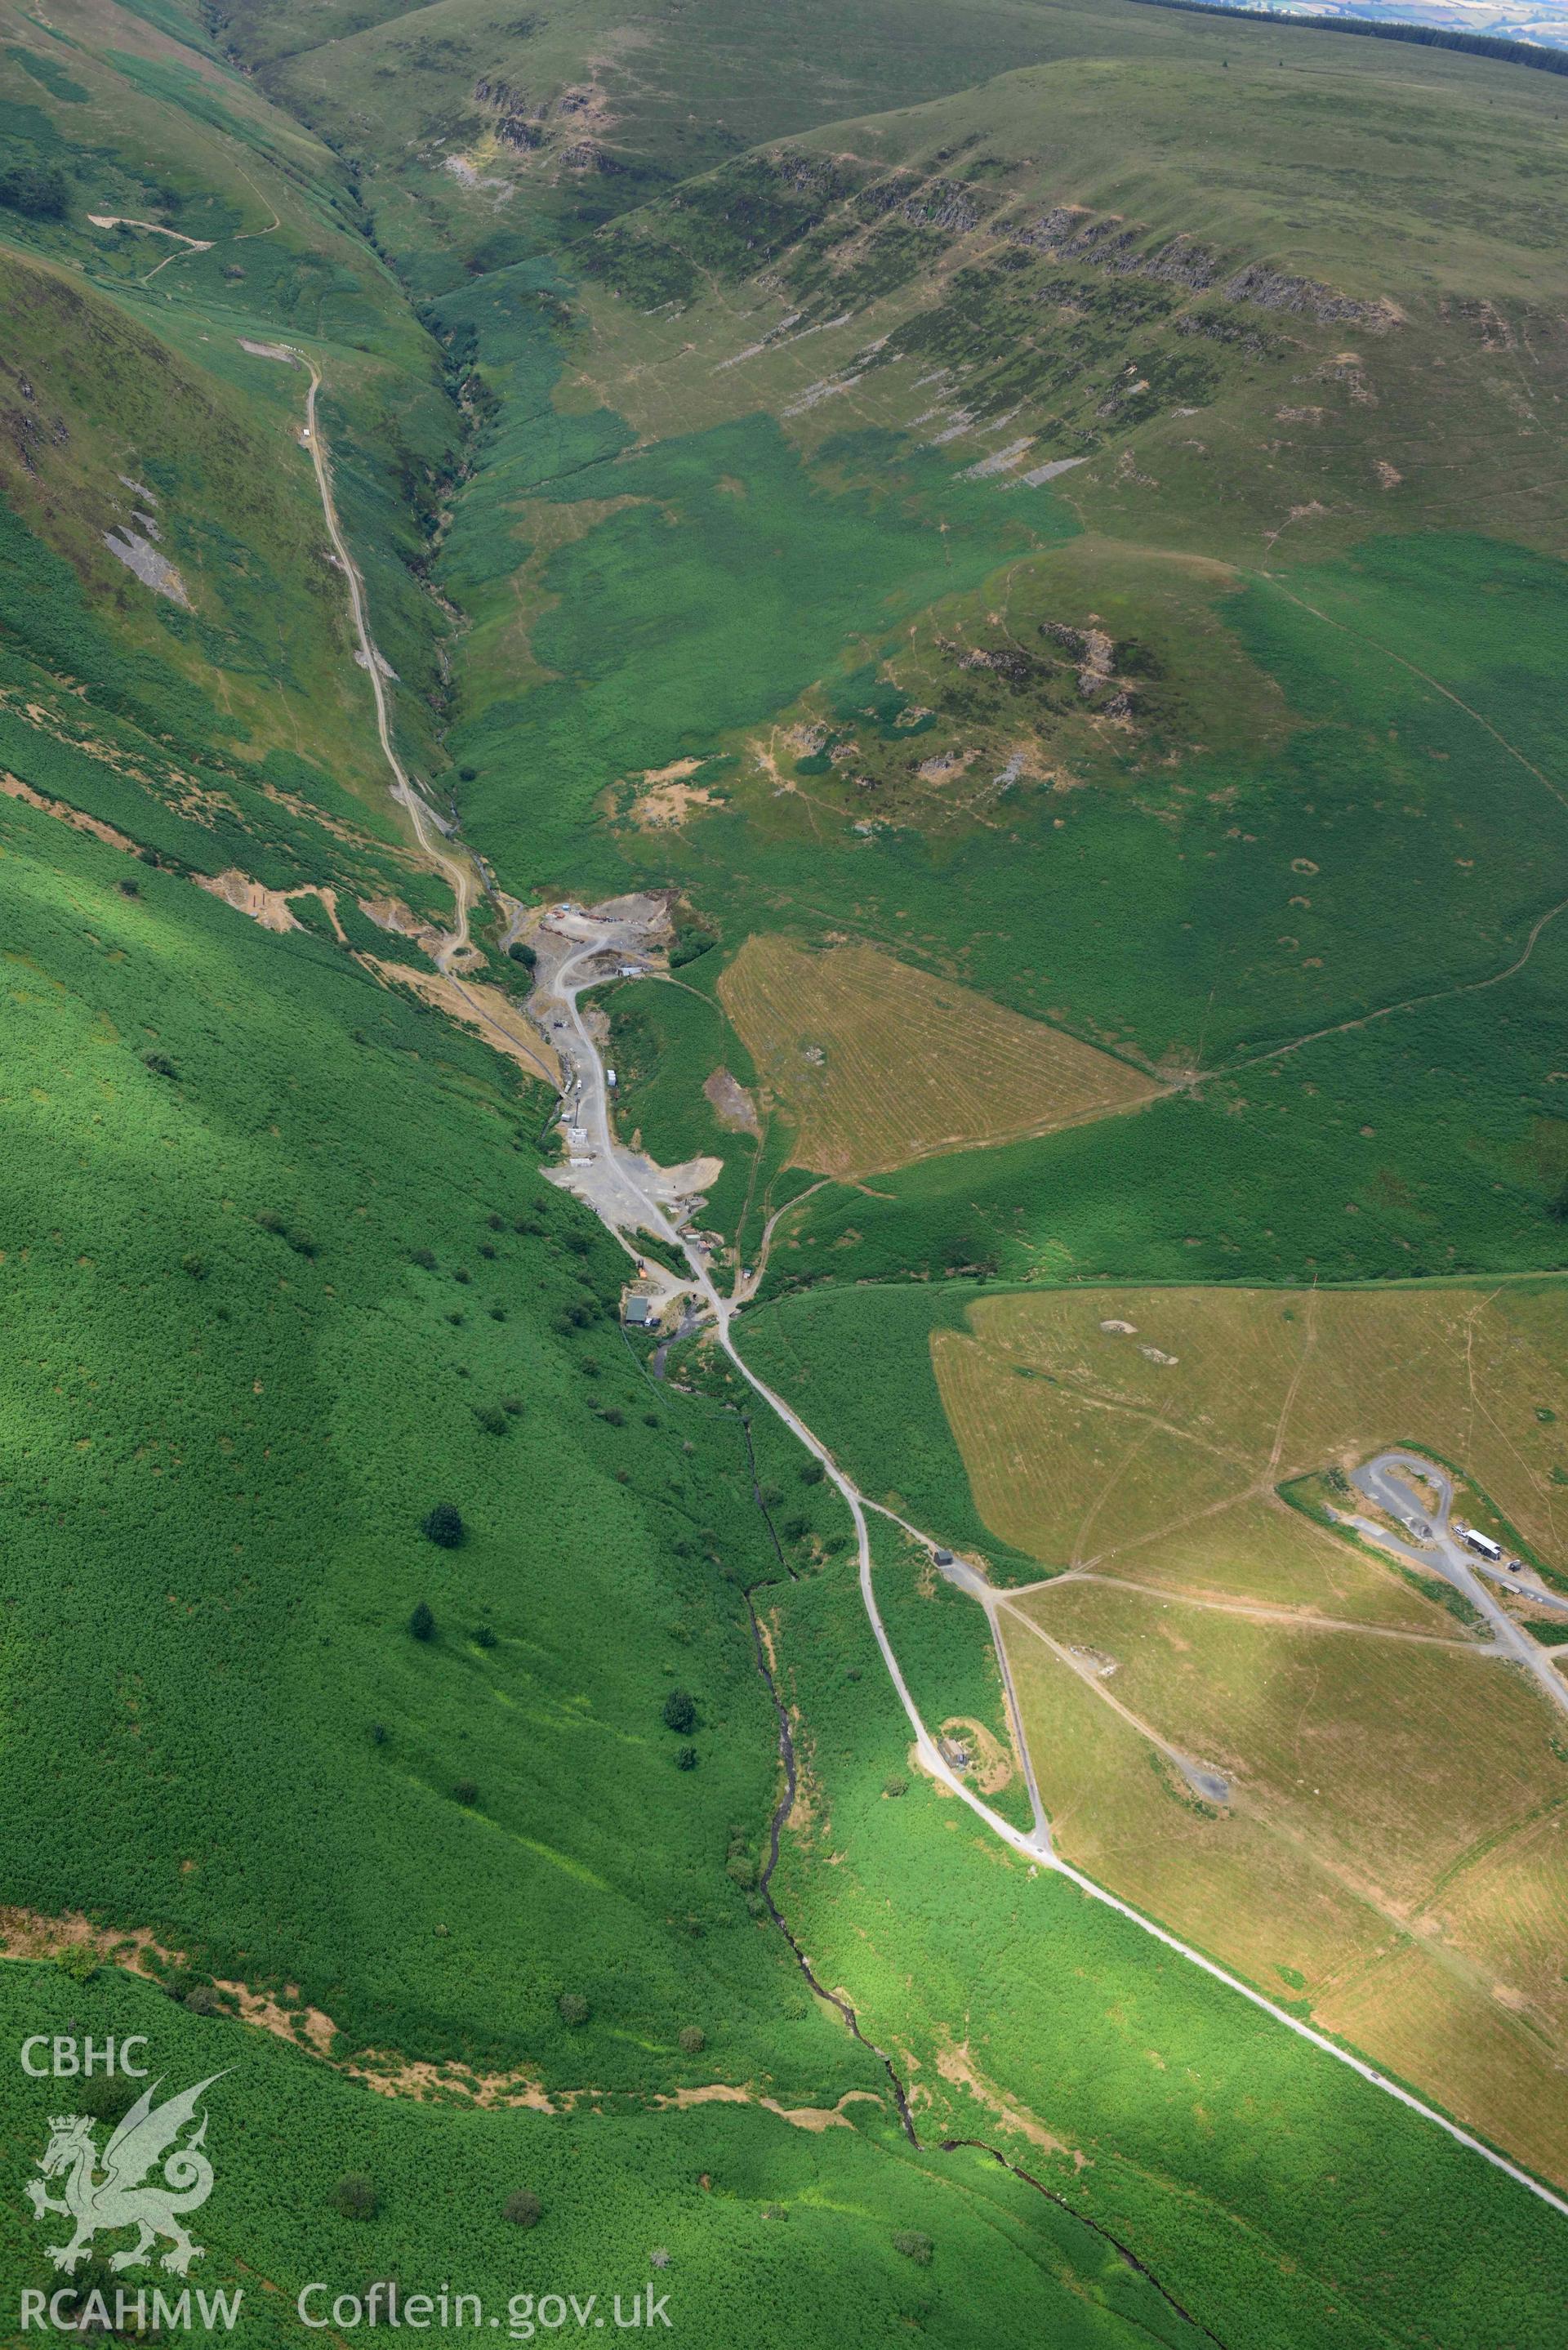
[27,2074,225,2276]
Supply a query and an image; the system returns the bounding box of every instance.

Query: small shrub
[564,1232,592,1257]
[408,1601,437,1642]
[502,2189,542,2228]
[662,1688,697,1735]
[79,2075,140,2125]
[473,1403,507,1436]
[782,1515,808,1542]
[675,1745,697,1771]
[332,2175,379,2222]
[422,1503,466,1548]
[501,1394,523,1416]
[256,1209,284,1233]
[725,1853,757,1889]
[0,163,69,219]
[893,2232,933,2265]
[602,1406,626,1428]
[558,1992,590,2027]
[452,1779,479,1806]
[670,925,715,970]
[409,1246,436,1269]
[507,940,537,970]
[287,1229,317,1258]
[474,1624,497,1650]
[884,1775,908,1799]
[489,1306,507,1322]
[369,1722,389,1745]
[180,1254,207,1280]
[117,876,140,899]
[800,1458,824,1484]
[677,2025,705,2055]
[184,1985,221,2016]
[458,765,479,783]
[486,1212,506,1231]
[56,1945,97,1987]
[452,1266,471,1285]
[143,1051,177,1079]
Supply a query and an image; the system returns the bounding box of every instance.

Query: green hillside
[3,0,1568,2330]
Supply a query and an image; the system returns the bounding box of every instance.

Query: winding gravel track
[544,916,1568,2220]
[283,347,479,969]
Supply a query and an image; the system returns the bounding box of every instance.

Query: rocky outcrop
[1005,201,1394,329]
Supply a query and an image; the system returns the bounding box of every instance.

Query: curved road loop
[276,355,1568,2232]
[1351,1451,1568,1718]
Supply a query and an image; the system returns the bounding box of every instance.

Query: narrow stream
[740,1570,1227,2350]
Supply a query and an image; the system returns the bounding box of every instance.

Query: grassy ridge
[0,1965,1174,2350]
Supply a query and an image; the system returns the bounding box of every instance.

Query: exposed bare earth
[0,1906,874,2129]
[363,956,559,1086]
[703,1066,761,1135]
[1,769,142,855]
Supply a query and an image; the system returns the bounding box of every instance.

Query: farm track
[294,361,1568,2237]
[282,348,480,969]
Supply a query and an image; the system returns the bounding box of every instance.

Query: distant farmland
[932,1279,1568,1569]
[1002,1577,1568,2188]
[915,1276,1568,2183]
[718,935,1158,1179]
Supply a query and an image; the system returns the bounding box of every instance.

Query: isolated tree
[452,1779,479,1806]
[408,1601,436,1643]
[332,2175,378,2221]
[558,1992,590,2027]
[677,2026,705,2055]
[421,1502,466,1548]
[662,1688,697,1735]
[503,2189,542,2228]
[893,2232,933,2266]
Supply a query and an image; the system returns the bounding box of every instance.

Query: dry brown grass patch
[717,934,1156,1179]
[933,1279,1568,1573]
